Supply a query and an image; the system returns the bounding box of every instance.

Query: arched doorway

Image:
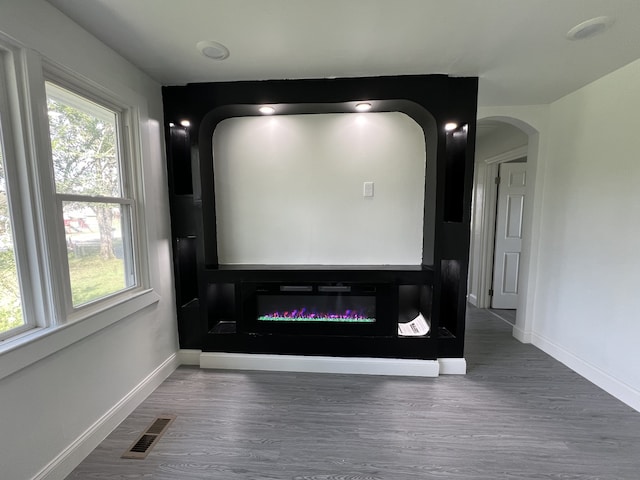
[469,114,542,343]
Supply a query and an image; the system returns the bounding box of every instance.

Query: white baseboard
[438,357,467,374]
[532,332,640,413]
[33,353,180,480]
[467,293,478,306]
[177,349,201,365]
[512,324,532,343]
[199,352,468,377]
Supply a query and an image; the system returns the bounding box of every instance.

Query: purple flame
[260,309,370,320]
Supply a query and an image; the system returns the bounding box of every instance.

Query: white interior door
[491,162,526,309]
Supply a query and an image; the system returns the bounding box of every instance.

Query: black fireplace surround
[162,74,478,360]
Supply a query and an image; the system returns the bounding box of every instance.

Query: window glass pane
[0,134,25,334]
[46,82,122,197]
[64,201,134,306]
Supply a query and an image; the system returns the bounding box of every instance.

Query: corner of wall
[532,332,640,413]
[32,353,179,480]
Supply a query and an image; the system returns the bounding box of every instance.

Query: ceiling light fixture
[566,16,614,41]
[196,40,230,60]
[259,106,275,115]
[445,122,458,132]
[355,102,372,112]
[180,120,190,127]
[169,122,175,127]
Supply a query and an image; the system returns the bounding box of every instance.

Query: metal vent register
[122,415,176,459]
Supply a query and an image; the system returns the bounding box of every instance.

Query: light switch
[363,181,374,197]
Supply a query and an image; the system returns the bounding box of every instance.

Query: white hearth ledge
[192,351,466,377]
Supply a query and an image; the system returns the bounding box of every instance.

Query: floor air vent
[122,415,175,459]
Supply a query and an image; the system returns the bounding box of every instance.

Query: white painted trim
[200,352,441,377]
[467,293,478,306]
[483,145,528,164]
[478,161,499,307]
[0,289,160,380]
[184,351,467,376]
[32,353,180,480]
[512,324,532,344]
[438,357,467,374]
[531,332,640,413]
[177,349,201,365]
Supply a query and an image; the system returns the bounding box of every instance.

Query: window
[0,120,25,338]
[0,36,156,368]
[45,82,137,308]
[0,48,36,342]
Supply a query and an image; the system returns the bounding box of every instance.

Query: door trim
[485,145,527,165]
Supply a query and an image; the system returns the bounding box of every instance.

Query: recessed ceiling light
[259,106,275,115]
[196,40,230,60]
[566,16,614,41]
[355,102,372,112]
[168,122,175,127]
[180,120,190,127]
[445,122,458,132]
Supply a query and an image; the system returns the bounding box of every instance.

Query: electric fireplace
[241,282,395,336]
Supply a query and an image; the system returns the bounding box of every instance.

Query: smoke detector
[197,40,230,60]
[566,16,614,41]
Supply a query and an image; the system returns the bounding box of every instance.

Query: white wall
[213,112,426,265]
[531,58,640,410]
[0,2,177,479]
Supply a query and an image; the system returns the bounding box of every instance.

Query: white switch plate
[363,181,374,197]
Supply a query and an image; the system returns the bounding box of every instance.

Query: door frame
[476,145,528,308]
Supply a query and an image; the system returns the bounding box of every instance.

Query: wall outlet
[363,181,374,197]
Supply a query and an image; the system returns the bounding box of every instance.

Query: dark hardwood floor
[66,306,640,479]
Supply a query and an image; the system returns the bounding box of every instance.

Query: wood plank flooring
[488,308,517,326]
[66,306,640,479]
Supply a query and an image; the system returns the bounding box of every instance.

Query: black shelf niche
[162,74,478,360]
[173,236,200,349]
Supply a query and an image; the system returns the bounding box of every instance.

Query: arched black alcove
[163,74,477,360]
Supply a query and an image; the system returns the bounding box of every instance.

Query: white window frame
[43,76,142,317]
[0,35,158,379]
[0,41,50,341]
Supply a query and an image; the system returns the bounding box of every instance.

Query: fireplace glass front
[242,283,394,336]
[258,293,375,324]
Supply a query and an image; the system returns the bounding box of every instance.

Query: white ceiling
[46,0,640,106]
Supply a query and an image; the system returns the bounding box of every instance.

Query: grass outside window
[0,252,126,332]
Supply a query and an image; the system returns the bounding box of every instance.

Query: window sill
[0,288,160,381]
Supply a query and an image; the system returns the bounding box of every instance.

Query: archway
[471,114,542,343]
